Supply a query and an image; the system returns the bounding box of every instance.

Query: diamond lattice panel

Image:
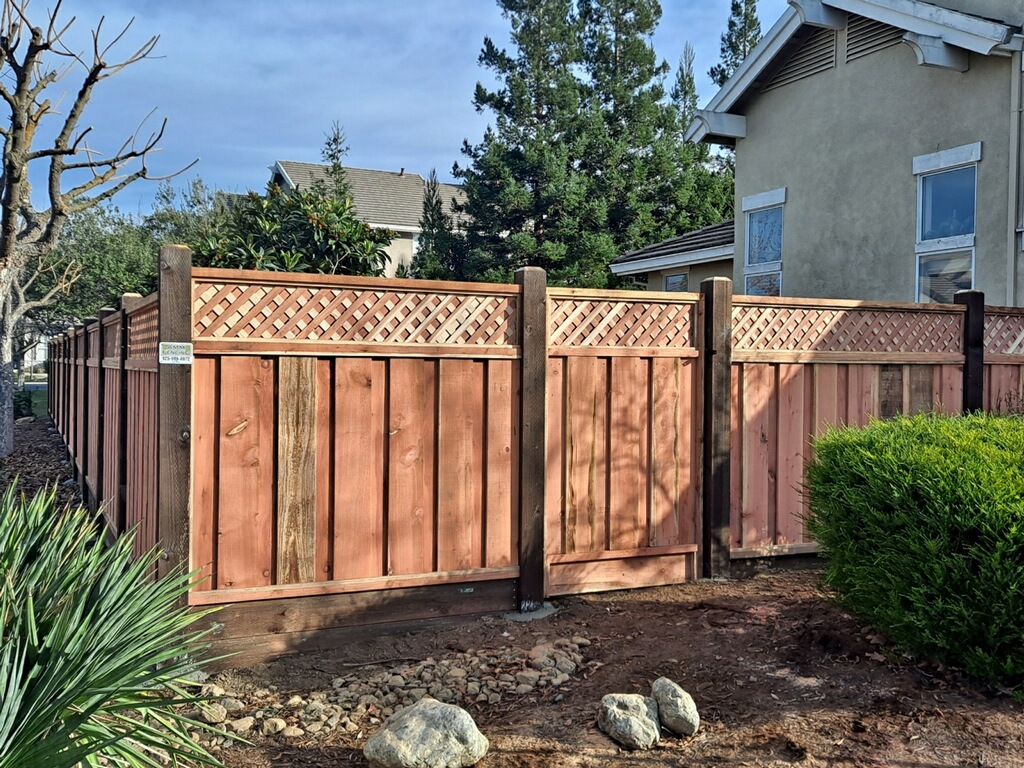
[985,312,1024,356]
[549,298,694,348]
[128,305,159,359]
[193,282,518,346]
[732,305,963,353]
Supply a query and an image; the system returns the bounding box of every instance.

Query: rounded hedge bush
[806,412,1024,685]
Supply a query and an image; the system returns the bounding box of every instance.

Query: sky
[36,0,790,215]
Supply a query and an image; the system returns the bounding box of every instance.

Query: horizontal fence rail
[47,247,1013,661]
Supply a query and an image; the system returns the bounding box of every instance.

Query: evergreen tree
[458,0,735,288]
[455,0,598,284]
[709,0,762,87]
[409,169,466,280]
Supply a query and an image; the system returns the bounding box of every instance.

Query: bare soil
[6,417,1024,767]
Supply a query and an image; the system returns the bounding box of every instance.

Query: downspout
[1007,48,1023,306]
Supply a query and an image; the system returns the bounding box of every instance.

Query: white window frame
[913,143,979,301]
[742,187,785,296]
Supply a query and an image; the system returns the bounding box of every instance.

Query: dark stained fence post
[157,246,193,581]
[701,277,733,579]
[79,317,97,506]
[93,308,114,517]
[954,290,984,413]
[515,266,548,611]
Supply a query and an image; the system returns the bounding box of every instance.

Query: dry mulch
[5,414,1024,767]
[0,416,79,507]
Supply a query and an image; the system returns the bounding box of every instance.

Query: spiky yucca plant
[0,483,227,767]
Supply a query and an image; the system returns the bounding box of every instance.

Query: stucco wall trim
[742,187,788,211]
[912,141,982,174]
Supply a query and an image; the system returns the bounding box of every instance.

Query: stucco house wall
[734,36,1012,302]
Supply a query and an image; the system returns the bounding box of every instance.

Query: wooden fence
[48,247,1006,662]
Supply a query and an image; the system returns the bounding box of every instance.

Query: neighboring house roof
[609,220,735,276]
[687,0,1023,144]
[270,160,466,233]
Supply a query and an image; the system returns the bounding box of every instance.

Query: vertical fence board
[565,356,607,554]
[334,358,386,580]
[776,364,806,544]
[650,358,681,548]
[608,357,649,551]
[217,357,275,589]
[191,356,218,590]
[741,363,773,548]
[387,359,437,575]
[485,359,516,567]
[276,357,318,584]
[315,359,333,581]
[730,364,743,549]
[545,358,565,556]
[436,359,485,572]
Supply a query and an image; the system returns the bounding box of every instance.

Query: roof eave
[610,243,736,276]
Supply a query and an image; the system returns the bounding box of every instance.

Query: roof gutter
[610,243,735,276]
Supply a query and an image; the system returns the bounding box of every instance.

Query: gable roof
[271,160,466,232]
[687,0,1023,144]
[609,220,735,275]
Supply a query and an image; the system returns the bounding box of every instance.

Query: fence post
[700,277,733,579]
[954,290,984,413]
[94,308,114,517]
[515,266,548,611]
[79,317,97,505]
[156,246,193,581]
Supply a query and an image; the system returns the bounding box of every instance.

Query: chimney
[399,167,405,176]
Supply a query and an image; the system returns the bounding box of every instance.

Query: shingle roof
[611,219,735,266]
[273,161,466,231]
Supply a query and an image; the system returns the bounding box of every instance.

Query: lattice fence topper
[549,297,695,348]
[193,282,519,346]
[984,312,1024,357]
[102,314,121,359]
[732,304,963,353]
[128,304,159,359]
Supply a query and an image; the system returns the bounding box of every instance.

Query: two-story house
[613,0,1024,305]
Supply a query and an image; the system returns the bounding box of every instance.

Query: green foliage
[28,205,158,331]
[709,0,762,87]
[409,169,470,281]
[457,0,732,287]
[192,185,393,276]
[0,483,227,767]
[145,177,229,251]
[11,389,31,420]
[806,413,1024,686]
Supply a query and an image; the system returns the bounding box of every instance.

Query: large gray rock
[363,697,488,768]
[652,677,700,736]
[597,693,660,750]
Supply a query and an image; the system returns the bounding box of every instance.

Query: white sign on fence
[158,342,194,365]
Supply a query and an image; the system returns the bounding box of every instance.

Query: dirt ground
[5,417,1024,767]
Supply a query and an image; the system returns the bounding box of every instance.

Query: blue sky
[46,0,788,214]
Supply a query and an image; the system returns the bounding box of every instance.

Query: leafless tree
[0,0,189,456]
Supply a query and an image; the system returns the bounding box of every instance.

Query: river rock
[597,694,661,750]
[363,697,489,768]
[652,677,700,736]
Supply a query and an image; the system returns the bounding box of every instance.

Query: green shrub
[12,388,32,419]
[806,412,1024,686]
[0,483,226,768]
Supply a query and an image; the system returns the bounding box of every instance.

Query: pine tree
[709,0,762,87]
[409,169,466,280]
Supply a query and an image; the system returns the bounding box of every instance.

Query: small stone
[488,693,501,705]
[554,657,577,675]
[389,675,406,688]
[221,697,245,713]
[466,682,480,696]
[572,636,591,647]
[363,698,488,768]
[514,684,534,695]
[199,704,227,724]
[262,717,287,735]
[203,684,227,698]
[228,717,255,733]
[446,668,468,679]
[306,722,323,734]
[515,669,541,686]
[282,726,305,738]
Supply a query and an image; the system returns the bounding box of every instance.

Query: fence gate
[542,288,703,594]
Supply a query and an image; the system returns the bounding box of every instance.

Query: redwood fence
[48,247,1019,662]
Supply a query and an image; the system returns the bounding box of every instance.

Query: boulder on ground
[363,697,489,768]
[652,676,700,736]
[597,693,661,750]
